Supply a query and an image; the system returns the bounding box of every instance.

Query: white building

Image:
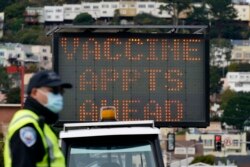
[186,131,247,157]
[231,45,250,63]
[223,72,250,92]
[233,4,250,21]
[26,1,172,23]
[0,43,52,70]
[29,45,52,69]
[25,7,44,24]
[24,2,250,25]
[0,43,24,66]
[0,12,4,38]
[63,4,82,21]
[231,40,250,63]
[44,6,64,22]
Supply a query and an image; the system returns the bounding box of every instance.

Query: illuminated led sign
[54,33,209,127]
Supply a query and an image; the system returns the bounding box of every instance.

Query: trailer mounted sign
[53,32,209,127]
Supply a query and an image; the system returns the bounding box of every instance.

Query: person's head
[27,70,72,114]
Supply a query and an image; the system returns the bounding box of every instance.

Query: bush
[73,13,94,25]
[191,155,215,165]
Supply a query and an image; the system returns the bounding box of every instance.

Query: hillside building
[223,72,250,92]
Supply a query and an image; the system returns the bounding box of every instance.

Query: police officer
[4,70,72,167]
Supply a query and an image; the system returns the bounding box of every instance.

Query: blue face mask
[39,90,63,113]
[45,92,63,113]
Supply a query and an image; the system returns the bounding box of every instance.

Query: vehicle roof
[60,120,160,139]
[60,127,160,139]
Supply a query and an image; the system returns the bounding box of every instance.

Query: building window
[112,4,118,8]
[204,139,212,146]
[235,83,243,87]
[65,7,72,11]
[236,53,242,58]
[75,7,80,11]
[148,4,155,8]
[42,48,47,53]
[84,6,90,9]
[233,139,239,146]
[45,10,53,13]
[103,11,107,14]
[56,9,62,13]
[130,4,135,7]
[102,4,109,8]
[138,4,146,8]
[93,6,99,9]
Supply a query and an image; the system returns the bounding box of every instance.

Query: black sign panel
[53,32,209,127]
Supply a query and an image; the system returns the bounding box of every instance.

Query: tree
[207,0,238,39]
[133,13,169,33]
[228,63,250,72]
[0,0,11,12]
[111,9,120,25]
[220,89,236,109]
[0,66,10,92]
[221,93,250,130]
[210,66,223,94]
[73,13,94,25]
[134,13,168,25]
[160,0,191,25]
[186,2,209,25]
[6,87,20,103]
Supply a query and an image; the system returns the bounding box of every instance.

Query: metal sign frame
[51,25,209,128]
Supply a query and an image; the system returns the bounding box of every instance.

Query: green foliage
[210,115,221,121]
[134,13,167,25]
[73,13,94,25]
[210,66,223,94]
[0,0,11,12]
[221,89,236,109]
[210,38,232,48]
[186,2,209,25]
[0,66,11,92]
[160,0,191,25]
[4,2,27,19]
[133,13,170,33]
[12,26,49,44]
[228,63,250,72]
[208,0,238,38]
[111,9,120,25]
[207,0,237,20]
[191,155,215,165]
[7,18,24,32]
[25,64,39,73]
[6,87,20,104]
[221,92,250,129]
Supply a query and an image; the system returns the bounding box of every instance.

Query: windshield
[68,142,157,167]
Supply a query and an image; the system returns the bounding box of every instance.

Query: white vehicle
[60,108,165,167]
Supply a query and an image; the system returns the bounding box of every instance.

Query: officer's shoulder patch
[19,126,37,147]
